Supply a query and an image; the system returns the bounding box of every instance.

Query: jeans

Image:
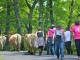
[55,38,64,59]
[47,37,55,55]
[52,44,55,55]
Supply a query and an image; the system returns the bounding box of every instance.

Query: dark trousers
[65,41,73,54]
[75,40,80,56]
[38,46,43,55]
[38,46,43,51]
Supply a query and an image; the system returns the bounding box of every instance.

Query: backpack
[55,30,62,40]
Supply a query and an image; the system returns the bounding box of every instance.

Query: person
[70,20,80,60]
[54,24,65,60]
[46,25,55,55]
[51,24,56,30]
[64,28,73,54]
[51,24,56,55]
[36,27,45,56]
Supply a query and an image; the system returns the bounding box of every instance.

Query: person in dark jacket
[36,27,45,56]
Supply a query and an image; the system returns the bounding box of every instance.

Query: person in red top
[71,20,80,60]
[46,25,55,55]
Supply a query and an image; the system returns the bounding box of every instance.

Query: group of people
[36,20,80,60]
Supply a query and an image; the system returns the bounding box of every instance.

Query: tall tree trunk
[13,0,22,35]
[76,7,80,20]
[49,0,54,24]
[0,20,2,35]
[5,0,11,50]
[44,1,49,41]
[13,0,24,50]
[25,0,37,33]
[5,1,10,35]
[28,10,32,33]
[44,13,48,41]
[68,0,74,29]
[39,0,43,27]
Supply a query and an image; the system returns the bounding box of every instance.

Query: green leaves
[0,0,80,33]
[0,55,2,60]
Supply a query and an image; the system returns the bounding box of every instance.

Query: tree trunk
[28,10,32,33]
[68,0,74,29]
[13,0,24,50]
[49,0,54,24]
[0,20,2,35]
[25,0,37,33]
[5,1,10,35]
[39,0,43,27]
[5,0,11,50]
[13,0,22,35]
[44,13,48,41]
[76,7,80,20]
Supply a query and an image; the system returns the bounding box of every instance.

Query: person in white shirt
[64,28,73,54]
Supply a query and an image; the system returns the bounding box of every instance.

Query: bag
[55,30,62,40]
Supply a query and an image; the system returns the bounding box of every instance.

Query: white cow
[9,33,21,51]
[0,36,6,50]
[25,34,37,54]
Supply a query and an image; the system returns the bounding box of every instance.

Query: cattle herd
[0,33,37,54]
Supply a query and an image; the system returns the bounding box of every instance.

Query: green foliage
[0,55,2,60]
[0,0,80,51]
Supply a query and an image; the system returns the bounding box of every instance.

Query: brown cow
[9,33,21,51]
[0,36,6,50]
[25,34,37,54]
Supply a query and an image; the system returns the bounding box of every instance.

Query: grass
[0,55,2,60]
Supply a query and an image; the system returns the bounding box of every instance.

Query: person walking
[46,25,55,55]
[51,24,56,55]
[55,24,65,60]
[36,27,45,56]
[71,20,80,60]
[64,28,73,54]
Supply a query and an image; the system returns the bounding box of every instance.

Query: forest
[0,0,80,52]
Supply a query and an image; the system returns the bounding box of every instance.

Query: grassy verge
[0,55,2,60]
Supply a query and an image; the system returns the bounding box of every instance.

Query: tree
[25,0,37,33]
[38,0,43,27]
[49,0,54,24]
[5,0,11,50]
[13,0,22,34]
[5,0,11,35]
[67,0,74,29]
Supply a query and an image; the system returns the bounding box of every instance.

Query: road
[0,51,78,60]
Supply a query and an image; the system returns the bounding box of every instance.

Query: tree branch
[32,0,38,10]
[25,0,31,9]
[24,23,29,31]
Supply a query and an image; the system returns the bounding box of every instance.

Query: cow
[25,34,37,54]
[9,33,21,51]
[0,36,6,50]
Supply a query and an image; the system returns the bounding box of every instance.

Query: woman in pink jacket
[71,20,80,60]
